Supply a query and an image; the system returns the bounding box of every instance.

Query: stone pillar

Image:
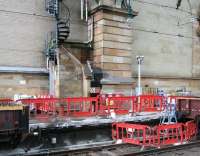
[90,5,137,95]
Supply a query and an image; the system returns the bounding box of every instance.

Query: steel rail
[128,139,200,156]
[12,139,200,156]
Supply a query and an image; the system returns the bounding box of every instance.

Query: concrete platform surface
[29,112,161,129]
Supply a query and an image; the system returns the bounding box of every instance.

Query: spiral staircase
[45,0,70,62]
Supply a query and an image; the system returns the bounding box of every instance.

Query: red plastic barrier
[61,97,98,117]
[19,97,98,117]
[155,123,183,147]
[106,96,136,115]
[17,94,177,118]
[112,123,153,146]
[98,94,125,115]
[0,99,13,104]
[138,95,164,112]
[112,121,197,148]
[184,120,197,141]
[17,98,59,113]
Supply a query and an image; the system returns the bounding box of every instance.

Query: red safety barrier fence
[184,120,197,141]
[112,120,197,148]
[61,97,98,117]
[138,95,164,112]
[18,97,98,117]
[112,123,153,146]
[0,99,14,105]
[99,96,137,115]
[17,95,166,117]
[155,123,183,147]
[17,95,173,117]
[17,98,59,113]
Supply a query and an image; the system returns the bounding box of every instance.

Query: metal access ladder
[160,97,177,124]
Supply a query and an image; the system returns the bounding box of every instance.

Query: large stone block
[93,48,103,56]
[103,48,131,57]
[103,40,132,50]
[103,63,131,70]
[102,55,131,64]
[94,40,132,50]
[103,26,132,37]
[103,33,133,43]
[94,11,126,23]
[104,70,132,77]
[94,33,104,42]
[96,19,130,29]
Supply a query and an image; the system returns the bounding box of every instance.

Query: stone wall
[129,0,200,94]
[0,73,48,98]
[0,0,55,68]
[0,0,89,97]
[142,78,200,96]
[0,0,54,97]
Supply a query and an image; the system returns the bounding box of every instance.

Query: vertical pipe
[56,0,58,18]
[137,56,144,95]
[85,0,88,21]
[138,61,141,95]
[56,48,60,97]
[81,0,84,20]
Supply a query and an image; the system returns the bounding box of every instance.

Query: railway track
[22,143,139,156]
[130,139,200,156]
[20,139,200,156]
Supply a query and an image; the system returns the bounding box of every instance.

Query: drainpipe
[81,0,84,20]
[81,0,88,21]
[55,48,60,97]
[85,0,88,21]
